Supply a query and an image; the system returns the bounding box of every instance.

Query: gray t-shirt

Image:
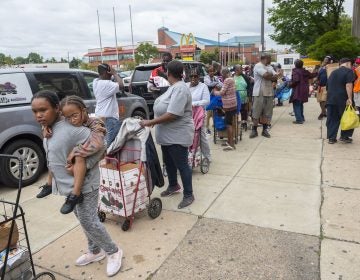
[252,62,276,97]
[44,119,101,196]
[153,80,194,147]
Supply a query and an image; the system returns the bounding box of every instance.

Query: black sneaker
[60,193,84,214]
[328,139,337,144]
[249,130,258,139]
[261,130,271,138]
[339,137,353,144]
[178,195,194,209]
[36,184,52,198]
[160,184,181,197]
[318,113,324,120]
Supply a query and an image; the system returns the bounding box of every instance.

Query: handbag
[340,105,360,130]
[0,220,19,252]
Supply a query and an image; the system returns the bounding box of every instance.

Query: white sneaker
[107,247,123,277]
[76,249,106,266]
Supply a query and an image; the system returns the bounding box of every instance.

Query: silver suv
[0,68,149,187]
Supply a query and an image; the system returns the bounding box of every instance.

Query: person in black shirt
[326,58,355,144]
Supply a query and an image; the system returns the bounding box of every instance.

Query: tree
[268,0,345,54]
[200,49,219,65]
[307,30,360,61]
[27,52,43,63]
[69,57,82,68]
[135,43,158,64]
[13,56,26,65]
[0,53,14,66]
[45,57,57,63]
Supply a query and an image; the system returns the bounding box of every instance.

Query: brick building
[157,27,261,65]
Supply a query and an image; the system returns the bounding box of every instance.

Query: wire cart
[0,154,55,280]
[98,146,162,231]
[212,108,241,145]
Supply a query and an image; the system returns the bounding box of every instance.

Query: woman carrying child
[31,91,122,277]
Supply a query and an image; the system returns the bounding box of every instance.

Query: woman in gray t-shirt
[140,60,195,209]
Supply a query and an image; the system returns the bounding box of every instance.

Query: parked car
[0,68,149,187]
[129,60,207,116]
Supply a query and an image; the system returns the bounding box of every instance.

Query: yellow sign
[180,33,196,53]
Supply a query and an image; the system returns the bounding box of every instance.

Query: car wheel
[132,110,147,120]
[0,140,45,187]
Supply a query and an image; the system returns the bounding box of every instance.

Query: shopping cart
[98,143,162,232]
[0,154,55,280]
[188,106,210,174]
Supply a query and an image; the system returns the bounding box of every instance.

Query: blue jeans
[293,100,305,122]
[326,104,354,140]
[161,145,193,198]
[105,117,121,146]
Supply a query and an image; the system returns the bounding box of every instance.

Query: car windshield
[132,69,152,82]
[117,70,133,78]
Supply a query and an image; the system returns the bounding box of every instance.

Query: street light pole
[217,32,230,66]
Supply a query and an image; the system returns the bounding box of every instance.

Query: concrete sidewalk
[2,98,359,279]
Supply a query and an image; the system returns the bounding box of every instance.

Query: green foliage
[307,29,360,60]
[268,0,345,54]
[0,53,14,66]
[69,57,82,68]
[122,61,136,70]
[27,52,43,63]
[339,14,352,35]
[80,63,96,72]
[13,56,26,65]
[45,57,57,63]
[135,43,158,64]
[200,50,219,65]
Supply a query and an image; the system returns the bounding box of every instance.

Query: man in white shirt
[187,69,211,161]
[93,63,123,145]
[250,54,279,139]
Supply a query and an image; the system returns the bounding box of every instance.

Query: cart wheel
[122,219,131,231]
[148,198,162,219]
[200,158,210,174]
[98,211,106,223]
[33,272,56,280]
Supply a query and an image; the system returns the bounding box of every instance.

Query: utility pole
[97,9,103,63]
[129,5,136,63]
[261,0,265,52]
[113,7,120,69]
[352,0,360,39]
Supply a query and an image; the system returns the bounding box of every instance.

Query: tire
[148,198,162,219]
[131,110,147,120]
[121,219,131,231]
[0,140,45,187]
[33,272,56,280]
[200,158,210,174]
[98,211,106,222]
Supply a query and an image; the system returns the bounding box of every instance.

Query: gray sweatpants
[200,115,211,159]
[74,190,118,255]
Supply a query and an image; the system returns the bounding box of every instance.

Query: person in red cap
[353,57,360,112]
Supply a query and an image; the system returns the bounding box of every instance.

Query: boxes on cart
[99,162,149,217]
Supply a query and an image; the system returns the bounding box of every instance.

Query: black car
[129,61,207,116]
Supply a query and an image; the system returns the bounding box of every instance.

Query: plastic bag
[340,105,360,130]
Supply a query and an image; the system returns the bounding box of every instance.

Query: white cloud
[0,0,354,59]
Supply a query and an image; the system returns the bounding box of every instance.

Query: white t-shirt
[93,78,120,119]
[186,82,210,107]
[252,62,276,97]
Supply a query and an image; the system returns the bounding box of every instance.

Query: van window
[0,73,33,106]
[33,73,86,100]
[83,73,99,98]
[133,69,152,83]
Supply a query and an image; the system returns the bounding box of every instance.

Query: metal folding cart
[0,154,55,280]
[98,144,162,232]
